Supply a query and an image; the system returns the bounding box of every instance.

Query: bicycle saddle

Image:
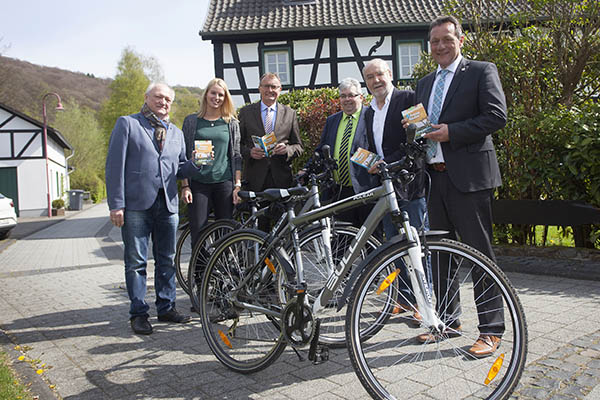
[238,187,309,203]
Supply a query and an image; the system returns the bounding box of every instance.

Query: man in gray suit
[303,77,376,227]
[106,82,199,335]
[412,15,507,357]
[239,73,303,230]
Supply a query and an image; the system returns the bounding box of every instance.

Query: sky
[2,0,215,88]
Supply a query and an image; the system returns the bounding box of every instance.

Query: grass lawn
[0,351,33,400]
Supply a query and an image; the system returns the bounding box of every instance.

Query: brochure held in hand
[351,147,382,169]
[194,140,214,166]
[401,103,435,140]
[252,132,277,157]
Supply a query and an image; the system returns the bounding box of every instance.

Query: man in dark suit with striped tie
[305,77,375,227]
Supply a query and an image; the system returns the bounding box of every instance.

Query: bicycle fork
[396,212,445,332]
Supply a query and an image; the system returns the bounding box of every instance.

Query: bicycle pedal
[310,346,329,365]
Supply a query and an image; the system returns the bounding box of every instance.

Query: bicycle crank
[281,297,315,347]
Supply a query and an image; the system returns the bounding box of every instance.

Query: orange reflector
[218,330,233,349]
[265,257,276,274]
[376,269,400,295]
[485,353,504,384]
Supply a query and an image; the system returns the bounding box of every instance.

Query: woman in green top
[181,78,242,247]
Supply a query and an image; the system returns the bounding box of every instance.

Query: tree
[54,101,107,202]
[171,87,201,127]
[98,48,150,145]
[432,0,600,247]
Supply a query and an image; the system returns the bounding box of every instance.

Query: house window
[263,49,291,85]
[397,42,422,79]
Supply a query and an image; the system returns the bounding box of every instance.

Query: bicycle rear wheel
[199,229,287,374]
[174,225,192,295]
[346,239,527,400]
[188,219,240,311]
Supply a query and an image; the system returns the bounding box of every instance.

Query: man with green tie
[304,77,375,227]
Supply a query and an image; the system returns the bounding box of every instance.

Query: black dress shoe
[131,316,153,335]
[158,308,191,323]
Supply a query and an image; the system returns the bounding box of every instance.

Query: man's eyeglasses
[261,84,281,90]
[340,93,361,99]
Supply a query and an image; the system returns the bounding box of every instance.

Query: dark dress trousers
[415,58,507,335]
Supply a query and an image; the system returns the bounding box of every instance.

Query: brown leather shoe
[407,308,422,328]
[391,303,412,314]
[468,335,501,358]
[416,325,462,343]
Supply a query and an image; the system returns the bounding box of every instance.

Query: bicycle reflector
[218,330,233,349]
[376,269,400,295]
[265,257,277,274]
[485,353,505,384]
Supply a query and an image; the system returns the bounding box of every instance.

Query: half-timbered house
[0,102,73,216]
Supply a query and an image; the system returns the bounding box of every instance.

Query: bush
[52,199,65,209]
[70,171,105,203]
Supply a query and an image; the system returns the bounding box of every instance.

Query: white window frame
[262,49,291,85]
[397,41,423,80]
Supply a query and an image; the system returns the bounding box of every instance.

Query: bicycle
[187,147,382,346]
[199,131,527,399]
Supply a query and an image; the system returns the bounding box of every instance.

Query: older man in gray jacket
[105,82,199,335]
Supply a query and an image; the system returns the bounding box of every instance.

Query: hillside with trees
[0,55,112,122]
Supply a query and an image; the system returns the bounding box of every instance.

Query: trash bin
[68,190,84,210]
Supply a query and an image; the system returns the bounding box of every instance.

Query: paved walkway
[0,202,599,399]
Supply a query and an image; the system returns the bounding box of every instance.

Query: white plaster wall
[224,69,240,90]
[223,43,233,64]
[355,36,392,56]
[338,62,364,83]
[294,64,313,87]
[47,138,67,168]
[237,43,258,62]
[336,36,392,58]
[14,131,43,157]
[243,66,260,90]
[17,159,47,216]
[0,114,38,130]
[315,63,331,85]
[294,39,319,59]
[0,133,11,157]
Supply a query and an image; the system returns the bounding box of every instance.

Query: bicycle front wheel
[346,239,527,400]
[199,229,287,374]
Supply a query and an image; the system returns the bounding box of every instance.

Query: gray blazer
[181,114,242,180]
[105,112,198,214]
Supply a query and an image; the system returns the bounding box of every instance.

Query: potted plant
[51,199,65,216]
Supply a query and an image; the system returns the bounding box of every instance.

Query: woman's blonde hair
[197,78,236,122]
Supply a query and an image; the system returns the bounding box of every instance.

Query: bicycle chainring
[281,297,315,347]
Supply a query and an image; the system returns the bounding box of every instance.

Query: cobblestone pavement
[0,202,599,399]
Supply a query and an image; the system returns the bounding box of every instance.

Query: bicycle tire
[346,238,527,400]
[280,224,383,348]
[188,219,241,312]
[174,226,192,295]
[199,229,287,374]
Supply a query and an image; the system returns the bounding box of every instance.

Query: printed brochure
[401,103,435,139]
[350,147,382,169]
[251,132,277,157]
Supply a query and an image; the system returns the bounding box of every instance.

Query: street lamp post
[42,93,64,217]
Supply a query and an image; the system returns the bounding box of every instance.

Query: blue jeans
[121,191,179,318]
[382,197,430,305]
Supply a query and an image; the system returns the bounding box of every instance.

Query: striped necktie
[426,69,449,161]
[264,107,273,134]
[337,115,353,187]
